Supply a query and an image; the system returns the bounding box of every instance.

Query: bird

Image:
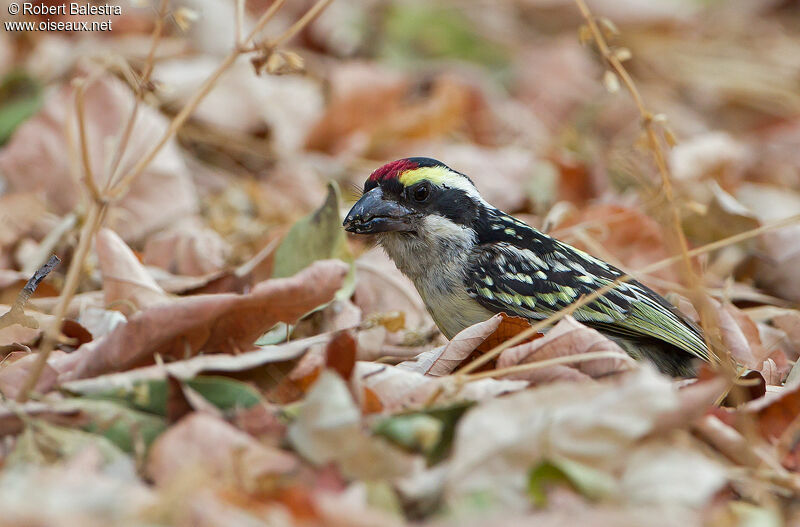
[342,157,712,377]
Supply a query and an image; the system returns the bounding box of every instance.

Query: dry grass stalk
[464,350,635,382]
[574,0,731,372]
[16,0,334,402]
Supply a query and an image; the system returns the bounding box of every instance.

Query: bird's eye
[413,183,430,202]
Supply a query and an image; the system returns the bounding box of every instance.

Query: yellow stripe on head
[399,166,478,197]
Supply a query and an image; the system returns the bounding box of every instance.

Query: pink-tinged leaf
[427,314,503,376]
[146,412,297,486]
[95,229,168,315]
[143,218,230,277]
[56,260,348,381]
[716,302,768,369]
[353,361,526,413]
[0,401,87,437]
[496,316,632,383]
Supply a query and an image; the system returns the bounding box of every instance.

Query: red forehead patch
[368,159,419,182]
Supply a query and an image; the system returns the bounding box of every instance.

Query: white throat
[378,215,493,339]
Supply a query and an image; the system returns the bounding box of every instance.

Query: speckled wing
[465,220,711,362]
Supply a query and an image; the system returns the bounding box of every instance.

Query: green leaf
[184,376,262,410]
[6,418,130,466]
[255,322,293,346]
[264,181,355,347]
[528,456,617,507]
[0,71,43,145]
[272,181,354,283]
[373,414,442,455]
[62,399,167,454]
[70,376,262,418]
[373,402,472,465]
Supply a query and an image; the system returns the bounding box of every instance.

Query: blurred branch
[74,79,101,203]
[106,0,170,190]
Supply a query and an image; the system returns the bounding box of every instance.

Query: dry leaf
[56,260,348,381]
[288,370,419,480]
[736,183,800,303]
[325,330,357,380]
[147,412,297,486]
[620,440,726,506]
[445,367,679,508]
[154,56,323,153]
[496,316,632,384]
[353,361,526,413]
[142,218,230,277]
[426,314,503,376]
[96,228,169,315]
[62,335,323,395]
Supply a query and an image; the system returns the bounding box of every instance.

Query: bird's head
[343,157,484,237]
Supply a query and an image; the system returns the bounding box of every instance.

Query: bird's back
[464,208,710,376]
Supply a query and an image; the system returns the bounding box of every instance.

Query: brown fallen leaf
[155,56,324,153]
[674,295,787,383]
[353,248,434,346]
[496,316,633,384]
[146,412,297,486]
[425,314,504,377]
[61,335,324,398]
[736,183,800,303]
[0,193,49,268]
[0,449,154,524]
[715,302,770,370]
[325,330,357,380]
[620,439,726,507]
[682,181,760,244]
[56,260,348,381]
[514,37,600,131]
[96,228,169,315]
[477,314,540,353]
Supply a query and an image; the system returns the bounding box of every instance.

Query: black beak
[343,188,415,234]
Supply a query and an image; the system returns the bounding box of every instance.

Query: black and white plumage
[343,157,710,376]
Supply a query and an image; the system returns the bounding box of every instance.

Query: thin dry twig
[464,350,635,382]
[110,0,290,198]
[74,81,101,203]
[575,0,737,380]
[106,0,170,189]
